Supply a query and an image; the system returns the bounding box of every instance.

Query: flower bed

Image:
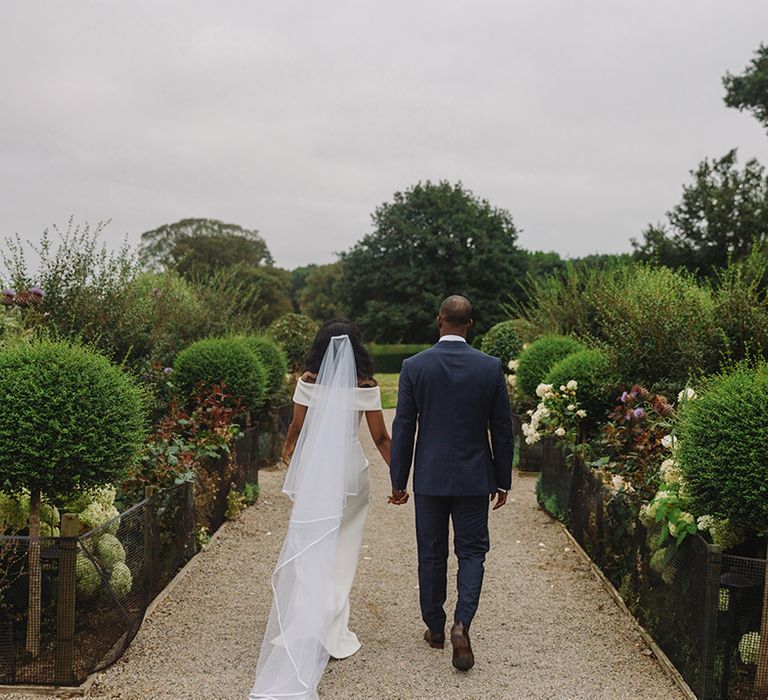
[537,454,768,699]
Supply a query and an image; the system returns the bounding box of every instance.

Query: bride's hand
[388,489,409,505]
[281,445,294,465]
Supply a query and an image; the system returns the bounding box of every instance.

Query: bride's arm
[281,403,308,464]
[365,410,391,465]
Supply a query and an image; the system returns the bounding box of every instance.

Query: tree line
[139,43,768,344]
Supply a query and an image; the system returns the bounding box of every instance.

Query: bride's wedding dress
[249,336,381,700]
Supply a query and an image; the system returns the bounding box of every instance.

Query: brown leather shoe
[424,629,445,649]
[450,622,474,671]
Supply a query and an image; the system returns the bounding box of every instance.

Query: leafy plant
[268,313,319,373]
[173,337,268,412]
[480,320,524,368]
[241,335,288,403]
[515,335,585,398]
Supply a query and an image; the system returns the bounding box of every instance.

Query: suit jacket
[390,340,515,496]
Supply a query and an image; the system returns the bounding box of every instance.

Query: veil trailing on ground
[250,335,358,700]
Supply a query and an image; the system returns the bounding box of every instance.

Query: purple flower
[163,367,172,375]
[633,407,645,419]
[28,286,45,298]
[620,391,628,403]
[2,289,15,298]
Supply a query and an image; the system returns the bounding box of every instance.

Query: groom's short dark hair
[439,295,472,325]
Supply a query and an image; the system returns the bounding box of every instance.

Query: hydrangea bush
[515,335,585,399]
[521,380,586,447]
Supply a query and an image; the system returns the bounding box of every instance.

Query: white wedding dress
[249,336,382,700]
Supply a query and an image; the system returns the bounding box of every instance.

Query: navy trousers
[414,494,490,634]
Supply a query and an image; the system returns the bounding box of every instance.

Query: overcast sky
[1,1,767,270]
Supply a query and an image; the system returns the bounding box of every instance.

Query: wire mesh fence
[0,403,289,688]
[537,453,768,699]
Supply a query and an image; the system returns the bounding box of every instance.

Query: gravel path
[4,410,684,699]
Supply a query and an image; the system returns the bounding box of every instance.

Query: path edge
[557,521,697,700]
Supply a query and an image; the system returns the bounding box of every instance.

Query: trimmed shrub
[0,340,146,497]
[480,320,525,368]
[516,335,586,398]
[241,335,288,401]
[544,349,618,427]
[173,337,268,411]
[368,344,430,373]
[676,364,768,531]
[268,313,319,373]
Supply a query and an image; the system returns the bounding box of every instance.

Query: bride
[249,319,397,700]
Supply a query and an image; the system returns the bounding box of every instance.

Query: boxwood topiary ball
[677,364,768,532]
[173,337,268,411]
[545,349,617,426]
[516,335,585,399]
[241,335,288,401]
[0,340,146,497]
[480,320,524,368]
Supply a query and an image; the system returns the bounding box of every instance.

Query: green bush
[0,340,146,498]
[677,364,768,531]
[593,266,721,388]
[480,320,524,367]
[173,337,268,411]
[268,313,319,373]
[516,335,585,398]
[545,349,618,426]
[368,344,430,373]
[241,335,288,401]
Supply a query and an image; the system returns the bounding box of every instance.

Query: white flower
[522,343,530,351]
[526,409,534,416]
[660,458,681,484]
[656,490,671,500]
[661,434,677,449]
[677,387,697,402]
[668,521,678,537]
[508,359,519,371]
[567,404,576,412]
[539,407,550,418]
[535,383,554,398]
[507,374,517,387]
[680,512,695,526]
[576,409,587,418]
[611,475,626,491]
[559,385,566,392]
[697,515,716,531]
[555,427,566,437]
[566,380,578,391]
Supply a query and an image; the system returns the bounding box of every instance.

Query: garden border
[555,519,697,700]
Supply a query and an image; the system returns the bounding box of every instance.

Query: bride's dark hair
[304,318,374,379]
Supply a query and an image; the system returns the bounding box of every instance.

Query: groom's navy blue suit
[390,338,514,634]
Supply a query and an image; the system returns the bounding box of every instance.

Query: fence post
[143,486,158,606]
[698,541,722,699]
[54,513,79,685]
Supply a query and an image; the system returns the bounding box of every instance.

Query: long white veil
[250,335,358,700]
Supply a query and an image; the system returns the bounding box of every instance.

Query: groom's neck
[439,327,468,339]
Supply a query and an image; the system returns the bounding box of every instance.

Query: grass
[377,373,399,409]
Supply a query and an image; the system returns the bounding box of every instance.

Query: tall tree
[341,181,525,343]
[723,43,768,133]
[139,218,273,270]
[632,150,768,274]
[299,262,345,322]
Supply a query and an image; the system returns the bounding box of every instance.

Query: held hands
[490,490,508,511]
[388,489,410,505]
[281,444,294,466]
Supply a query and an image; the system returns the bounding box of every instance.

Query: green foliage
[109,561,133,598]
[1,219,140,359]
[592,265,720,388]
[632,150,768,274]
[544,349,617,426]
[96,533,126,569]
[242,482,260,506]
[516,335,585,398]
[268,313,319,373]
[139,218,273,270]
[0,340,146,497]
[713,248,768,361]
[172,337,268,411]
[241,335,288,402]
[297,262,346,321]
[480,320,525,368]
[368,344,430,373]
[676,364,768,532]
[225,483,246,520]
[76,552,101,598]
[723,43,768,132]
[340,181,526,343]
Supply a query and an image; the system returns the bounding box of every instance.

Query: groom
[389,295,514,672]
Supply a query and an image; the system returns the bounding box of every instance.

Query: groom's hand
[491,490,508,511]
[388,489,409,505]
